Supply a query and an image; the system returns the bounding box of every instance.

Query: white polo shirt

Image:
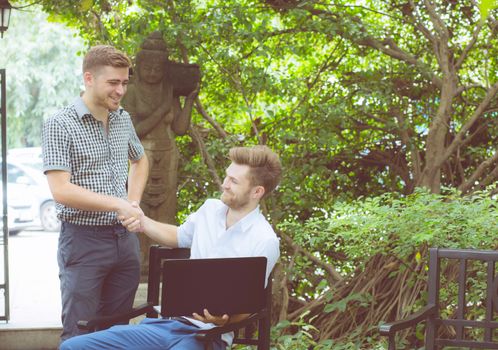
[176,198,280,345]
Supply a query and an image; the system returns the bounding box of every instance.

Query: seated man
[60,145,282,350]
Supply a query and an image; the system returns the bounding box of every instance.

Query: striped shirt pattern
[42,97,145,226]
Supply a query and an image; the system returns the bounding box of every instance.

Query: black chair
[379,247,498,350]
[78,245,273,350]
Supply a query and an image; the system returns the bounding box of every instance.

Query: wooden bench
[379,247,498,349]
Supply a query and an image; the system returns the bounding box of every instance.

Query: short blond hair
[229,145,282,197]
[83,45,131,74]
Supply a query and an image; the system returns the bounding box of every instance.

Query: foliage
[480,0,498,20]
[283,188,497,266]
[8,0,498,201]
[0,7,85,148]
[277,188,498,347]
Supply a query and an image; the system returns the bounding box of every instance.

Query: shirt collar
[74,96,122,121]
[216,202,261,232]
[74,96,91,119]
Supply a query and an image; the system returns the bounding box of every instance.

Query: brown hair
[229,145,282,197]
[82,45,131,74]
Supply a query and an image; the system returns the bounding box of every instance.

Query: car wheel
[40,201,60,232]
[9,229,21,236]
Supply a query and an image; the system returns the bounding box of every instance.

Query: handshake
[117,199,145,233]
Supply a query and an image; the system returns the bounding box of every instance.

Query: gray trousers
[57,222,141,343]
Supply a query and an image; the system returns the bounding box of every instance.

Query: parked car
[0,185,36,235]
[7,147,43,170]
[5,158,60,232]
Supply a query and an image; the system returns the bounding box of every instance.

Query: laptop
[159,256,267,317]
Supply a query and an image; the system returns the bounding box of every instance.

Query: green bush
[280,187,497,272]
[275,188,498,349]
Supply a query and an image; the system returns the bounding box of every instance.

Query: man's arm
[127,154,149,203]
[121,214,179,248]
[46,170,143,222]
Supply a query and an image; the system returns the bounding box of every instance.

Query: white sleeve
[177,211,198,248]
[254,237,280,284]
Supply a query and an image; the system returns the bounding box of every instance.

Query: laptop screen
[160,256,267,317]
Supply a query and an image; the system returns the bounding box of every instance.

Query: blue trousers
[58,222,141,343]
[59,318,226,350]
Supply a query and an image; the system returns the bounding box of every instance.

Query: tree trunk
[416,75,456,192]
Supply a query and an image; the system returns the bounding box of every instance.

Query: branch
[408,0,436,45]
[455,21,483,71]
[458,149,498,193]
[198,43,240,87]
[194,100,228,138]
[395,111,422,179]
[359,148,411,186]
[458,116,496,150]
[423,0,449,39]
[11,0,44,9]
[196,43,262,141]
[166,1,228,139]
[297,3,443,88]
[189,125,222,188]
[360,36,442,88]
[363,112,389,125]
[234,73,262,143]
[289,42,346,118]
[455,83,486,96]
[439,82,498,168]
[279,231,343,283]
[90,10,112,43]
[478,163,498,190]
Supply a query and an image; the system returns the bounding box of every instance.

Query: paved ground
[1,228,147,329]
[2,229,61,327]
[0,229,148,350]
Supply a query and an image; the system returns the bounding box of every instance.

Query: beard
[221,190,251,210]
[105,95,121,111]
[94,92,121,111]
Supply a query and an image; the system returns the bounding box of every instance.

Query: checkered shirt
[42,97,145,226]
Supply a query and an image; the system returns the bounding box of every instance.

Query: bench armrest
[379,304,437,336]
[77,302,155,332]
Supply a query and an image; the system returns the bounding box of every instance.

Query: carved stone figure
[122,31,200,272]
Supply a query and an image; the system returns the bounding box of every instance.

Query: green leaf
[480,0,498,21]
[80,0,94,12]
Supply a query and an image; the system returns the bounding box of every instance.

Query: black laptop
[159,256,267,317]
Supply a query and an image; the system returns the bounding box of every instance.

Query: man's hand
[117,200,144,232]
[120,215,143,232]
[192,309,229,327]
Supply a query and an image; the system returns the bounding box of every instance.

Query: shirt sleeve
[254,236,280,285]
[42,116,71,174]
[177,210,198,248]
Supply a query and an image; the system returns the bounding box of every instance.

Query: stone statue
[122,31,200,272]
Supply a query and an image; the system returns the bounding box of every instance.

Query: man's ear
[83,71,93,87]
[253,185,265,200]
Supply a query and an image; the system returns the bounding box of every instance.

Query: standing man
[60,145,282,350]
[42,45,149,343]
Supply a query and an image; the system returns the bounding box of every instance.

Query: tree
[0,7,85,148]
[263,0,498,195]
[23,0,497,199]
